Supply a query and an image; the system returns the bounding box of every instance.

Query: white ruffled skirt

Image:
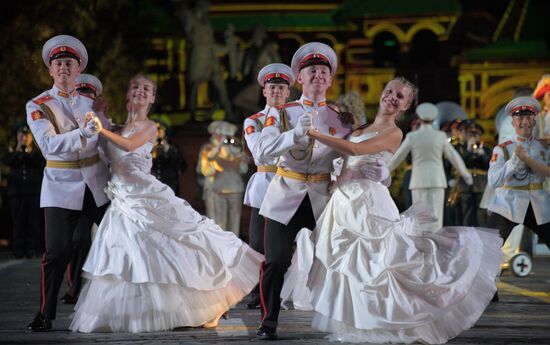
[282,179,503,344]
[70,176,262,333]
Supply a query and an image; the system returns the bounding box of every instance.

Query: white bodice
[107,128,154,181]
[343,131,393,171]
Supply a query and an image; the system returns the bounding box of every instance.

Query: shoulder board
[498,140,513,148]
[248,112,265,120]
[284,101,301,108]
[32,95,53,105]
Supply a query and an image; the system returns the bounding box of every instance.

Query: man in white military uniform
[488,96,550,248]
[26,35,110,331]
[254,42,388,340]
[388,102,473,231]
[242,63,294,309]
[60,73,106,306]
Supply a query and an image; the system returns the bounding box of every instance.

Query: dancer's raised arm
[308,127,402,156]
[99,120,156,152]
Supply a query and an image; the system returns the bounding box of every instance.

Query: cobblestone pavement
[0,257,549,345]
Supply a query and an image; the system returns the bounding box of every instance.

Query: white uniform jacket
[388,124,471,189]
[256,96,351,225]
[488,138,550,225]
[26,86,110,210]
[243,105,278,209]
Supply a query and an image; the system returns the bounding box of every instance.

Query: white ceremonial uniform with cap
[255,42,351,333]
[257,95,350,225]
[486,96,550,256]
[243,104,278,208]
[488,137,550,224]
[388,104,472,231]
[25,34,114,326]
[244,63,295,209]
[26,87,110,210]
[488,96,550,226]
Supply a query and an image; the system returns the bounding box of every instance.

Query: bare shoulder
[387,126,403,137]
[144,119,158,131]
[132,119,157,131]
[376,126,402,140]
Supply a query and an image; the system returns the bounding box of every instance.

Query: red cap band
[49,46,81,62]
[76,82,97,96]
[263,72,290,84]
[511,105,537,115]
[299,53,331,70]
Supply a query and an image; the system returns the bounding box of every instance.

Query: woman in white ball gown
[284,77,503,344]
[70,75,262,333]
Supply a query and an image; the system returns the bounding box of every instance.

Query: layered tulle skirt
[70,175,262,333]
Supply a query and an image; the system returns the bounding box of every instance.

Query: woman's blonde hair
[336,91,366,129]
[387,76,418,109]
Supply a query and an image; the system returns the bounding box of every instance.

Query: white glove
[448,179,456,188]
[294,112,313,138]
[359,160,390,184]
[332,157,344,177]
[80,112,102,138]
[463,173,474,186]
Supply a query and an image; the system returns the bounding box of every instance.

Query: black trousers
[461,192,486,227]
[66,215,93,298]
[40,187,108,320]
[260,195,316,329]
[248,207,265,296]
[249,207,265,254]
[488,204,550,249]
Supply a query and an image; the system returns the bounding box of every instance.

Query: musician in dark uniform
[152,120,187,196]
[460,121,492,226]
[2,124,45,258]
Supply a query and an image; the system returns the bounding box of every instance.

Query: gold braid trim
[40,104,61,134]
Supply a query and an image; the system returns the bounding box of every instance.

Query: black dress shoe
[257,325,277,340]
[491,292,499,303]
[246,296,261,309]
[27,313,52,332]
[61,293,78,304]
